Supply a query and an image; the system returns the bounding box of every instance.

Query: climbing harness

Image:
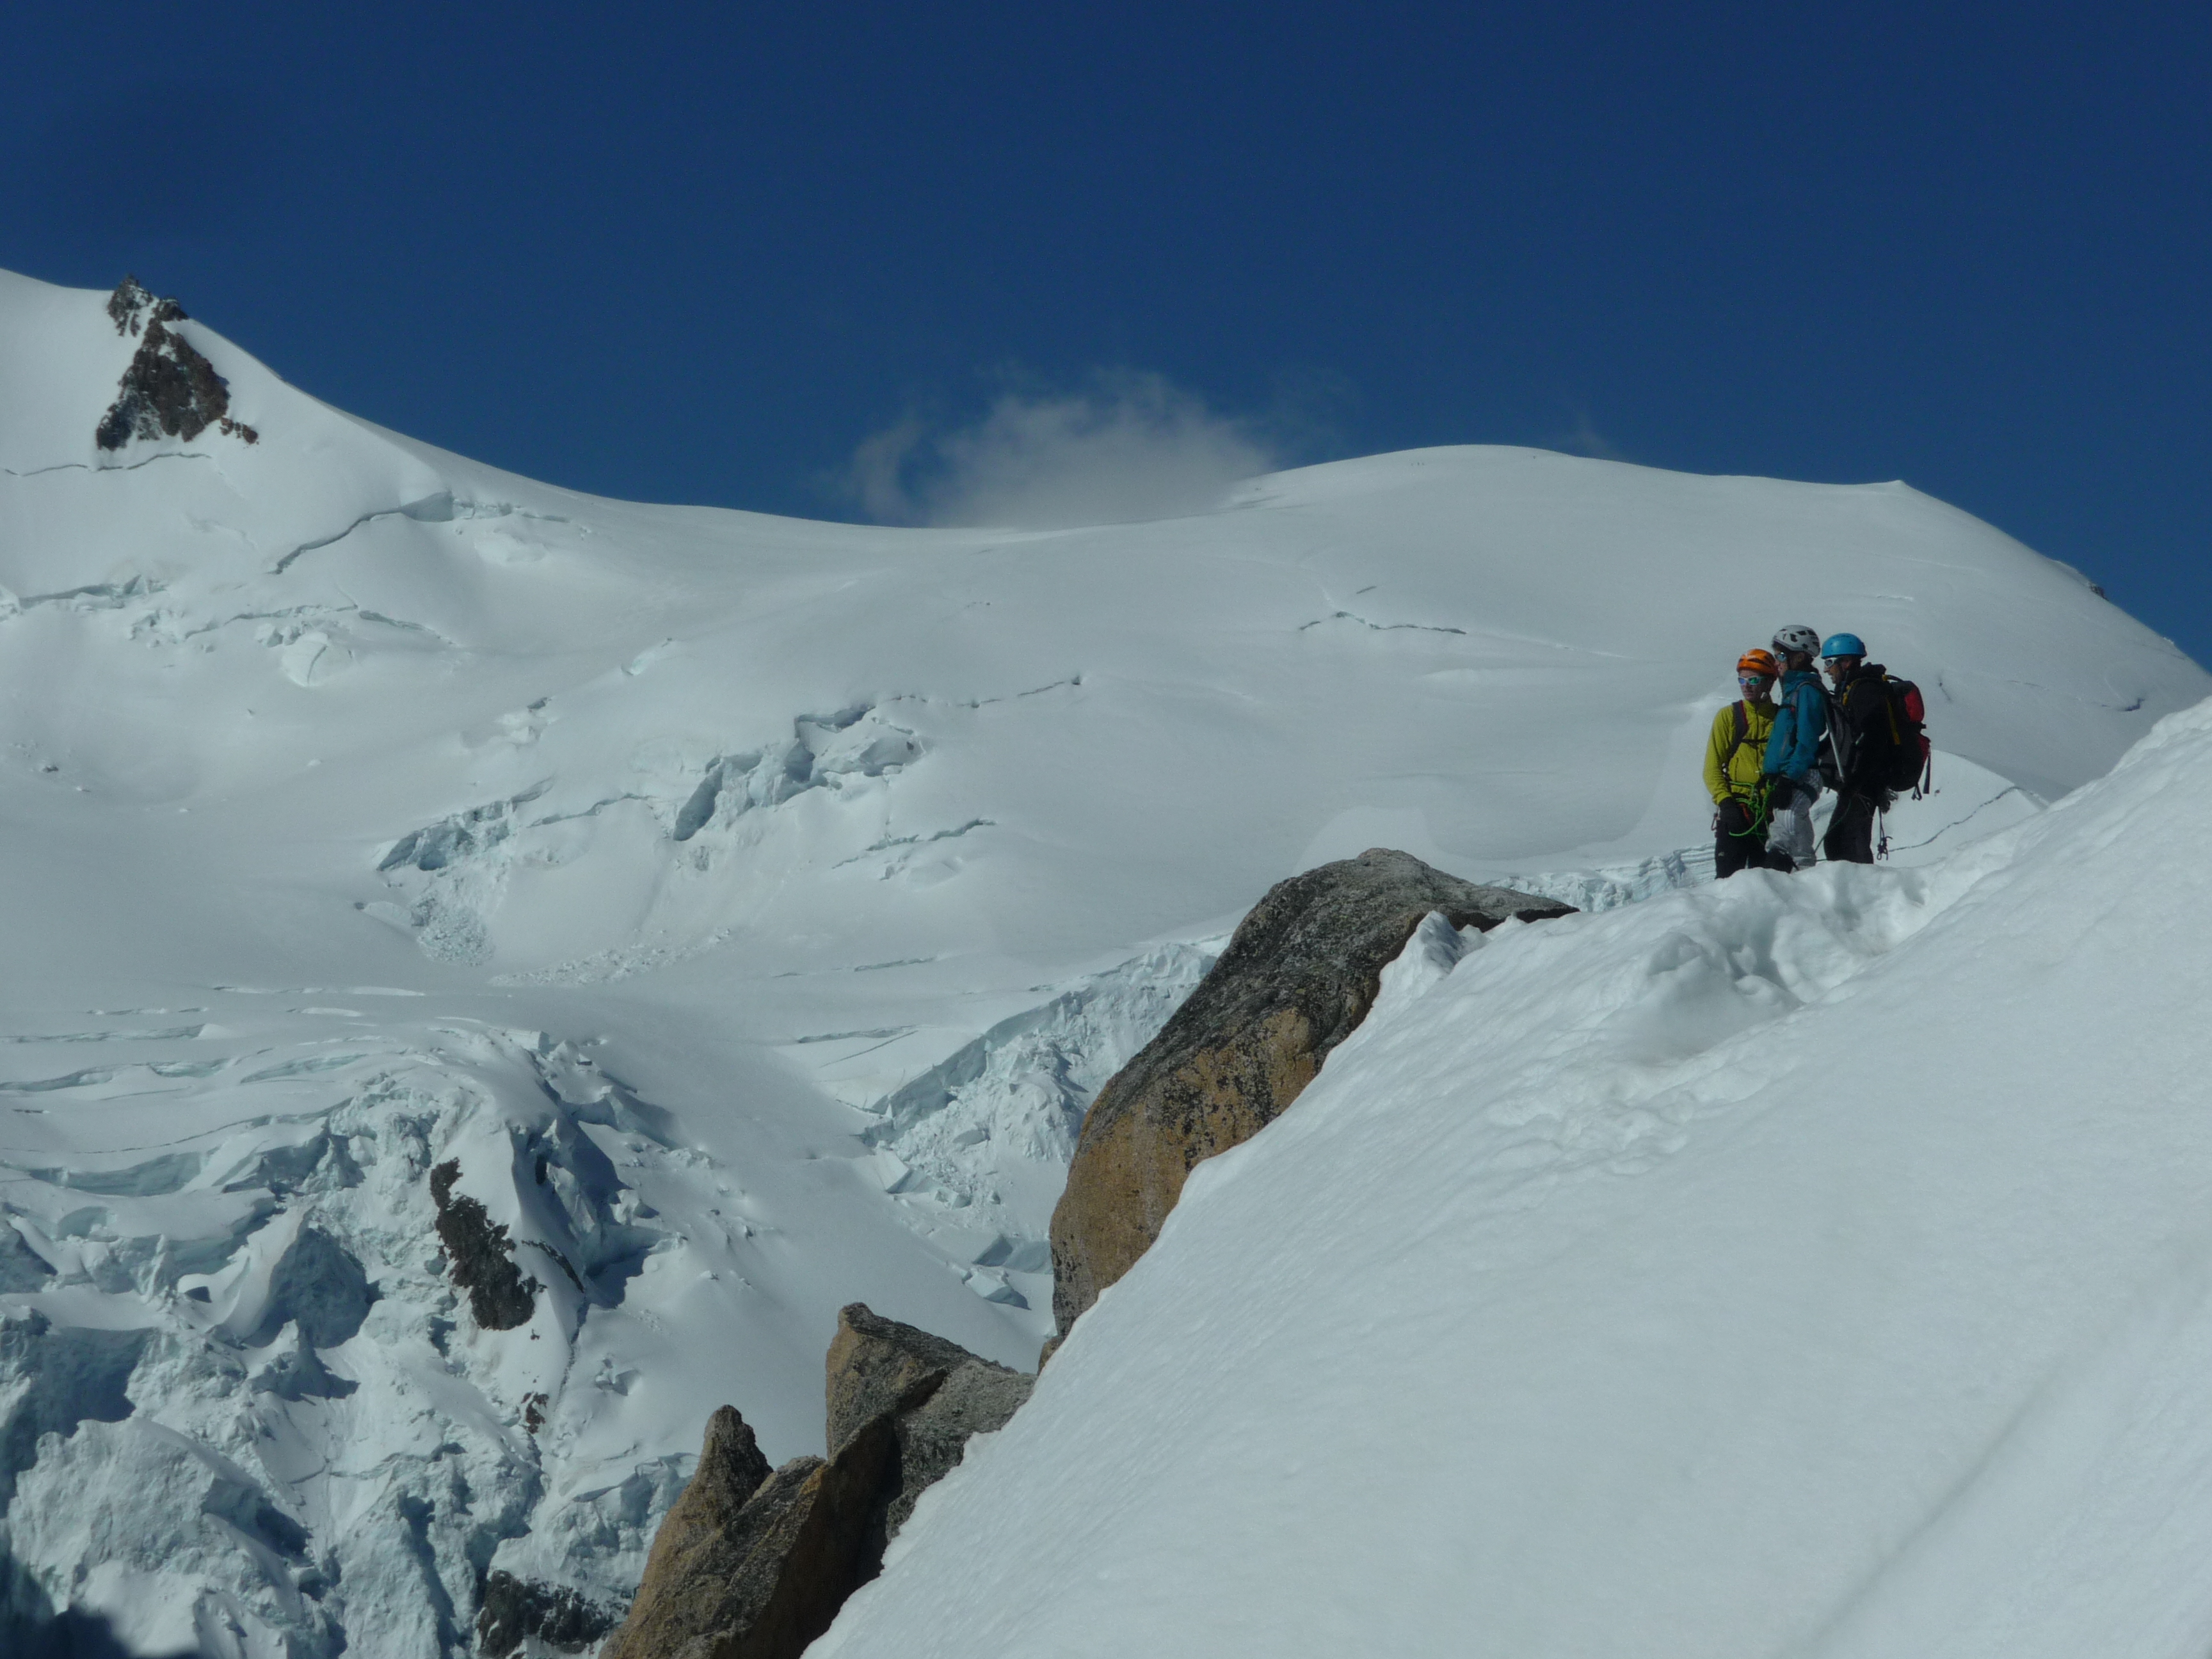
[1724,781,1771,839]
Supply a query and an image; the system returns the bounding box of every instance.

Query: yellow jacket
[1703,698,1776,805]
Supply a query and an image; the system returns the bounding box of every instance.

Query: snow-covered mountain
[0,266,2200,1656]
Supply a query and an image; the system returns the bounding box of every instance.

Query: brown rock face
[1048,847,1571,1334]
[601,1404,894,1659]
[600,1309,1032,1658]
[824,1304,981,1455]
[826,1303,1034,1536]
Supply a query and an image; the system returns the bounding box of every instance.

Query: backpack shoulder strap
[1821,678,1848,770]
[1719,700,1748,770]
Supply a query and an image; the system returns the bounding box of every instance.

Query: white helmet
[1772,624,1821,657]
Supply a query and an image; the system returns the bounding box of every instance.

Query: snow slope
[0,266,2202,1655]
[819,697,2212,1659]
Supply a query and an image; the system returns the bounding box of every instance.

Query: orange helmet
[1736,648,1778,678]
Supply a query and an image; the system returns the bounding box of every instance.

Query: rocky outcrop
[826,1302,1034,1535]
[600,854,1563,1650]
[477,1569,622,1656]
[428,1159,537,1330]
[96,276,259,451]
[1048,848,1573,1334]
[601,1405,895,1659]
[599,1305,1031,1658]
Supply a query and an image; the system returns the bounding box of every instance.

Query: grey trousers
[1767,780,1820,870]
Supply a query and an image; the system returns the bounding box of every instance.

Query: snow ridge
[817,705,2212,1659]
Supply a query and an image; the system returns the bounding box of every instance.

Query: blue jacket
[1762,668,1829,784]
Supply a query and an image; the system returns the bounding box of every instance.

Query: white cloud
[846,371,1277,530]
[1557,405,1626,462]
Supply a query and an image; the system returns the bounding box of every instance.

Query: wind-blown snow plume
[847,371,1274,528]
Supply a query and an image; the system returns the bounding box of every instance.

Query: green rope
[1724,780,1770,838]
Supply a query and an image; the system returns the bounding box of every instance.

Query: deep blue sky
[6,3,2208,656]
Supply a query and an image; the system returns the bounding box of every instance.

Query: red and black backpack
[1877,677,1932,796]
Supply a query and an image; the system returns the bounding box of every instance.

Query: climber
[1818,632,1898,864]
[1761,624,1829,871]
[1704,648,1780,878]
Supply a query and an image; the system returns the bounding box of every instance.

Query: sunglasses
[1738,674,1774,688]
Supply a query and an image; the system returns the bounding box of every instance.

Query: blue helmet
[1820,632,1866,660]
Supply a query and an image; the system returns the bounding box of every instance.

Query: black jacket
[1825,663,1899,795]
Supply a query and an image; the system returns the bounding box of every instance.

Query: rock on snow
[1050,848,1568,1334]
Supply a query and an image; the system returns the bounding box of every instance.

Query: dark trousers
[1823,789,1880,864]
[1714,798,1777,878]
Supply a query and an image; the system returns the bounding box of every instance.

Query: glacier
[0,264,2202,1655]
